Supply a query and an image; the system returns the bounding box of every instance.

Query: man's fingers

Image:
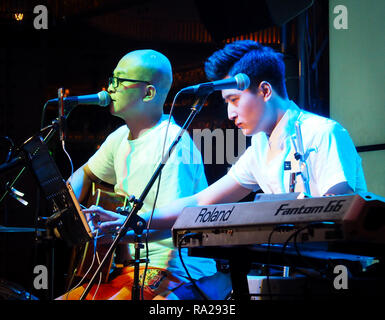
[83,205,103,214]
[99,221,121,233]
[83,206,121,221]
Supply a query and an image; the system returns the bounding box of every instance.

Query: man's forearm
[139,194,198,230]
[69,164,93,203]
[137,175,251,230]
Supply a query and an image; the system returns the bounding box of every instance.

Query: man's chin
[109,106,126,121]
[241,128,252,136]
[109,103,118,115]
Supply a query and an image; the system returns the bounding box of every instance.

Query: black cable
[281,226,306,259]
[281,222,337,281]
[265,228,276,300]
[265,224,295,300]
[292,223,336,280]
[178,233,209,300]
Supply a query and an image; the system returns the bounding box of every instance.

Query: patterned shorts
[56,266,185,300]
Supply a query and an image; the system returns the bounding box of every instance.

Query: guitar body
[67,182,132,285]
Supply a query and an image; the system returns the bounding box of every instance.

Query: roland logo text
[195,206,235,223]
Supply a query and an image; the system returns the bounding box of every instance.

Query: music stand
[22,135,93,247]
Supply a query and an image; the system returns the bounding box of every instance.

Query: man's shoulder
[300,111,343,133]
[158,116,193,143]
[106,124,129,140]
[299,111,354,149]
[158,115,181,131]
[97,125,129,151]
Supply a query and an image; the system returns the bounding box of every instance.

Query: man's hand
[83,205,125,235]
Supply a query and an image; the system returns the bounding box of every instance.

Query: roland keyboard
[172,192,385,248]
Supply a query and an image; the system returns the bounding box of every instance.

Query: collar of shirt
[265,102,302,164]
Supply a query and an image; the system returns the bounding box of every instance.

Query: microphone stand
[79,93,210,300]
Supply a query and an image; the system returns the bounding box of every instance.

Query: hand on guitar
[83,205,125,236]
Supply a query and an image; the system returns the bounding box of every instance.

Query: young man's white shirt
[228,102,367,196]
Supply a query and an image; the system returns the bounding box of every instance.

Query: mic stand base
[131,234,148,300]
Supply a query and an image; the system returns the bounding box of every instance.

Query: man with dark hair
[88,41,367,299]
[205,40,288,98]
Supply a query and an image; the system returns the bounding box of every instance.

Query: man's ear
[143,85,156,102]
[259,81,272,101]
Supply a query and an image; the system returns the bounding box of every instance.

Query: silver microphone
[48,91,111,107]
[180,73,250,94]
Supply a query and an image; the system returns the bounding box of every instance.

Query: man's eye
[224,96,239,105]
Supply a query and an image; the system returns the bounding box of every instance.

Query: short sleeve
[311,122,366,195]
[154,130,208,208]
[87,127,126,185]
[227,146,260,192]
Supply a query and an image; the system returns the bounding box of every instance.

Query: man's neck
[126,113,162,140]
[265,96,292,136]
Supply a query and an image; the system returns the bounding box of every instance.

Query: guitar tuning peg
[116,206,131,216]
[127,195,136,203]
[116,206,124,213]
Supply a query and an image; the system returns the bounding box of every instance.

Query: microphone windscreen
[98,91,111,107]
[234,73,250,91]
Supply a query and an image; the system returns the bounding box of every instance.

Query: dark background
[0,0,329,299]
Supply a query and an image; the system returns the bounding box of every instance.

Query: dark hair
[204,40,288,98]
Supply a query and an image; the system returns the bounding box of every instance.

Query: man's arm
[85,174,251,232]
[313,122,366,196]
[69,163,100,203]
[145,174,251,229]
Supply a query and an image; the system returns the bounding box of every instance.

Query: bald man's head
[117,49,173,100]
[108,49,173,122]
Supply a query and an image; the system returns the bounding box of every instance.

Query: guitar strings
[92,252,103,300]
[65,229,100,300]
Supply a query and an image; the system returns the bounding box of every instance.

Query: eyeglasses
[108,77,150,89]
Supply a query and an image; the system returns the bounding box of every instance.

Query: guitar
[66,182,132,285]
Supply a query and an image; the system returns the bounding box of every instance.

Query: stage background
[0,0,383,300]
[329,0,385,197]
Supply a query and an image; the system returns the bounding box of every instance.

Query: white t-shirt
[88,114,217,280]
[228,102,367,196]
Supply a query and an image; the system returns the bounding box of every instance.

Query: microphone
[47,91,111,107]
[180,73,250,95]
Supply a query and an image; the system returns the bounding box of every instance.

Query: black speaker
[194,0,314,41]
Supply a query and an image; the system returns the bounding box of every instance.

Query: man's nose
[227,105,237,121]
[107,83,116,94]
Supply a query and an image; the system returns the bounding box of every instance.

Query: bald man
[61,50,217,300]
